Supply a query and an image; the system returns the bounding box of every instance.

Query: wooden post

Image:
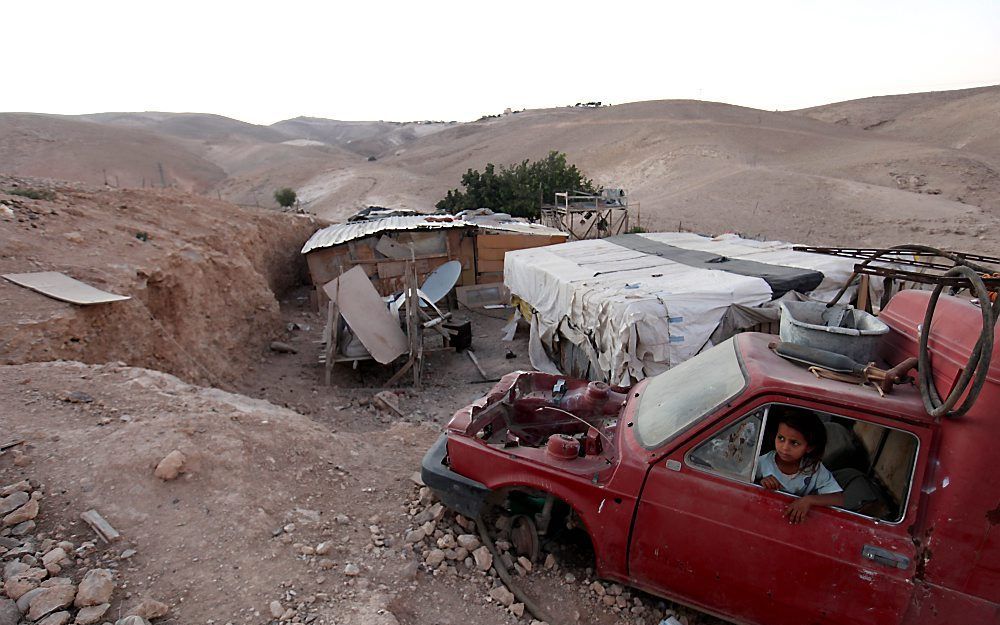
[858,274,872,313]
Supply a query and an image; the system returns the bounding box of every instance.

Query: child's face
[774,423,812,465]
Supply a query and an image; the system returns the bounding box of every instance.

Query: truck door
[627,403,926,625]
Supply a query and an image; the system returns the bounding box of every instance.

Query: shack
[504,232,869,385]
[301,214,567,307]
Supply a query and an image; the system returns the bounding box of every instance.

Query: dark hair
[772,407,827,474]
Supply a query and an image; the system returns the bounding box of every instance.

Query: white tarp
[504,233,860,385]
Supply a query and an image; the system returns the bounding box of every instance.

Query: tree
[274,187,297,208]
[436,151,597,219]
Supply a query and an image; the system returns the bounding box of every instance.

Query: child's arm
[784,492,845,524]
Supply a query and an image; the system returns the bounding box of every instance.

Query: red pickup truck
[422,289,1000,625]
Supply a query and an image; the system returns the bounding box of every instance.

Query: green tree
[436,151,596,219]
[274,187,297,208]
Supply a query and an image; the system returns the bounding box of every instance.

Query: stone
[489,586,515,607]
[27,584,76,621]
[74,603,110,625]
[74,569,115,608]
[133,599,168,620]
[472,546,492,572]
[37,611,72,625]
[56,541,74,553]
[0,598,16,625]
[590,581,605,596]
[17,587,46,612]
[314,542,333,556]
[11,520,35,536]
[543,553,557,570]
[403,529,425,544]
[343,564,360,577]
[2,498,38,527]
[455,534,480,551]
[400,561,419,580]
[0,492,29,517]
[334,514,349,525]
[602,595,616,607]
[3,559,28,581]
[43,548,68,569]
[115,617,150,625]
[40,578,73,588]
[268,601,283,619]
[510,603,525,618]
[435,534,455,550]
[0,481,30,497]
[424,550,445,568]
[517,556,533,572]
[153,450,185,481]
[4,573,39,601]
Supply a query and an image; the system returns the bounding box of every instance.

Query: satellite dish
[419,260,462,305]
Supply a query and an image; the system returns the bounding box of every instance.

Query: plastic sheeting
[504,233,860,385]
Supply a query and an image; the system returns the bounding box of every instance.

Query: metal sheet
[302,216,471,254]
[322,266,408,364]
[3,272,130,305]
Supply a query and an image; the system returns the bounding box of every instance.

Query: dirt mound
[0,176,321,386]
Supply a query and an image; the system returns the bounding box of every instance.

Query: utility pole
[157,163,166,188]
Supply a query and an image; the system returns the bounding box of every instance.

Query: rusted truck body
[422,290,1000,624]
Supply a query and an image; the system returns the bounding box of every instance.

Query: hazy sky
[7,0,999,125]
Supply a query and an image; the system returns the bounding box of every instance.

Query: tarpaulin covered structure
[504,232,865,385]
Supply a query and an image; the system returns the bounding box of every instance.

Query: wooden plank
[476,271,504,284]
[477,259,505,273]
[476,247,511,261]
[81,509,121,543]
[377,261,407,279]
[3,272,130,305]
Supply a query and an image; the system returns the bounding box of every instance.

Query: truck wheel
[510,514,540,562]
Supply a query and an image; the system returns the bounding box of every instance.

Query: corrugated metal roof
[301,216,472,254]
[474,221,567,236]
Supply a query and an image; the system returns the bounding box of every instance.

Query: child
[755,409,844,524]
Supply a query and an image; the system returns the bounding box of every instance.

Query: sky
[5,0,999,125]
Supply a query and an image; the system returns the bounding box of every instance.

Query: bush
[274,187,297,208]
[436,151,596,219]
[5,187,56,201]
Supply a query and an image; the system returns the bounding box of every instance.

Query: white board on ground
[322,266,408,364]
[2,271,130,305]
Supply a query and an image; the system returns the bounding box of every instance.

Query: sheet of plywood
[477,259,505,273]
[3,272,130,305]
[477,234,562,249]
[322,266,408,364]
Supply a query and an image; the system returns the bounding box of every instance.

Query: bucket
[778,301,889,364]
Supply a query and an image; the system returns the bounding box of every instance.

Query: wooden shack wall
[475,232,567,284]
[305,228,476,309]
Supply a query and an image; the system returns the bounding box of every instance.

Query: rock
[517,556,533,572]
[56,542,74,553]
[11,520,35,536]
[63,231,84,244]
[27,584,76,621]
[510,603,525,618]
[153,450,185,481]
[424,549,445,568]
[343,564,360,577]
[400,561,419,580]
[607,583,623,596]
[403,528,426,544]
[43,548,69,570]
[334,514,350,525]
[436,534,456,550]
[3,560,28,581]
[2,498,38,527]
[564,573,576,583]
[11,451,29,467]
[40,578,73,588]
[590,581,606,596]
[115,617,150,625]
[119,549,136,560]
[314,542,334,556]
[37,611,71,625]
[269,601,283,619]
[488,586,514,607]
[0,598,16,625]
[74,603,110,625]
[456,534,480,551]
[60,391,93,403]
[0,492,29,517]
[133,599,168,620]
[4,573,39,600]
[472,546,492,572]
[17,587,46,612]
[409,472,424,487]
[269,341,297,354]
[74,569,114,607]
[544,553,557,570]
[602,595,616,607]
[0,481,30,497]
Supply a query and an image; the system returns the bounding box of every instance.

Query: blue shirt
[755,451,843,496]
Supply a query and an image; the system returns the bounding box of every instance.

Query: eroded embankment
[0,176,323,385]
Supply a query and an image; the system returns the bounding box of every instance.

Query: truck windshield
[635,337,747,449]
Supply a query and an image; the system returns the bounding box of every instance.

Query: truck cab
[423,289,1000,624]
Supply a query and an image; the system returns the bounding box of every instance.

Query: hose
[918,265,998,418]
[475,515,561,625]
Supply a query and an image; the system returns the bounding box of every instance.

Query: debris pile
[0,478,168,625]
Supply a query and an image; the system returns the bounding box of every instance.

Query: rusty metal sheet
[322,266,408,364]
[3,271,130,305]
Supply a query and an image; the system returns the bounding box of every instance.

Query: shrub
[274,187,297,208]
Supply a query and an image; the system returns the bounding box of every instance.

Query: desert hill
[1,86,998,254]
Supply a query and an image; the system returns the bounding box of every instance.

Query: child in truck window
[755,408,844,524]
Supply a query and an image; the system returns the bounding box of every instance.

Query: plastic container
[778,301,889,364]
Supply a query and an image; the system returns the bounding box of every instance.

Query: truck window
[685,403,919,523]
[635,337,747,449]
